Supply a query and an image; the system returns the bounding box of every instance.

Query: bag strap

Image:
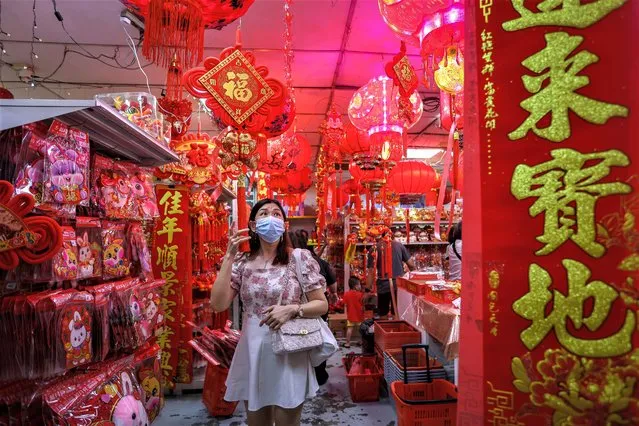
[277,249,308,306]
[452,241,462,261]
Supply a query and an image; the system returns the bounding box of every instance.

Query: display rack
[0,99,180,166]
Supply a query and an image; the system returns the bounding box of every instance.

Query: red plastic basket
[375,320,421,352]
[202,362,238,417]
[390,345,457,426]
[343,354,384,402]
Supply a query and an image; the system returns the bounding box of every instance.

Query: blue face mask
[255,216,286,243]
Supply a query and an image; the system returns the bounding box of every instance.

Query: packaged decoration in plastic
[110,279,142,351]
[92,155,135,219]
[76,217,102,280]
[83,282,113,362]
[101,221,130,280]
[136,279,164,342]
[52,226,79,284]
[130,166,160,220]
[44,120,90,206]
[129,222,153,281]
[134,343,163,422]
[14,121,48,204]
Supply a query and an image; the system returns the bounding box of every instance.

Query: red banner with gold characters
[460,1,638,425]
[153,185,192,389]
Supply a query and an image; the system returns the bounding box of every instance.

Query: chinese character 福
[511,148,631,257]
[513,259,635,357]
[502,0,627,32]
[223,71,253,103]
[508,32,628,143]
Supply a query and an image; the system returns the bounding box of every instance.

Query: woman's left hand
[260,305,297,330]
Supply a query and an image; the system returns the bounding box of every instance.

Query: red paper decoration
[385,42,419,98]
[349,163,385,190]
[386,160,436,194]
[286,167,312,194]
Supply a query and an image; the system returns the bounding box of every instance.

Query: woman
[210,199,328,426]
[447,221,462,281]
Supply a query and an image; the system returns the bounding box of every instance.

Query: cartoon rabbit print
[112,372,149,426]
[68,311,90,366]
[77,232,94,278]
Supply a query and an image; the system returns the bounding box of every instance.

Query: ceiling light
[406,148,444,159]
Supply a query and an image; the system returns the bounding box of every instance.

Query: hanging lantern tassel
[144,0,205,68]
[166,56,184,100]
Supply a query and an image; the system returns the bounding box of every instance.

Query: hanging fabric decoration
[121,0,256,68]
[156,128,221,185]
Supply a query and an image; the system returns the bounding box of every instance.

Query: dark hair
[349,276,361,289]
[295,229,314,253]
[248,198,289,265]
[448,221,462,245]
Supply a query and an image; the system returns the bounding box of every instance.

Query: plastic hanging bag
[129,222,153,281]
[101,221,131,280]
[52,226,79,286]
[92,155,136,219]
[76,217,103,280]
[130,165,160,220]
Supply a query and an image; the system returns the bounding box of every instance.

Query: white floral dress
[224,249,326,411]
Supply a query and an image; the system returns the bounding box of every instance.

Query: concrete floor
[154,345,397,426]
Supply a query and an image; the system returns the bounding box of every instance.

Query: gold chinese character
[481,63,494,75]
[156,244,179,270]
[490,326,498,337]
[480,2,493,24]
[157,326,175,349]
[503,0,627,32]
[157,217,183,244]
[485,108,498,120]
[513,259,635,357]
[484,81,495,95]
[160,350,172,370]
[159,191,184,215]
[485,119,496,130]
[485,96,495,109]
[482,51,493,64]
[511,148,631,257]
[222,71,253,103]
[509,32,628,142]
[160,271,178,294]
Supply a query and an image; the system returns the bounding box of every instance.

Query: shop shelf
[0,98,179,166]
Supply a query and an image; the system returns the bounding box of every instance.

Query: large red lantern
[258,133,311,174]
[349,163,386,191]
[341,123,371,164]
[387,160,436,194]
[286,167,313,194]
[269,174,288,193]
[121,0,256,68]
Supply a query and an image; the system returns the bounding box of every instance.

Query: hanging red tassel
[144,0,204,68]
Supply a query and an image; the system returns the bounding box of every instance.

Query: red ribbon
[434,121,457,242]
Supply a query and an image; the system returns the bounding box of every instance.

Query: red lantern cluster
[259,133,311,174]
[387,161,436,195]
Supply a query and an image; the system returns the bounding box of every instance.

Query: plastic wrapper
[399,288,460,360]
[133,343,163,421]
[91,155,135,219]
[43,121,90,207]
[101,221,131,280]
[135,279,164,342]
[82,282,114,362]
[130,166,160,220]
[129,222,153,281]
[52,226,78,285]
[189,321,240,369]
[75,217,103,280]
[97,92,166,144]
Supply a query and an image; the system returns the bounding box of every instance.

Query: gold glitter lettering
[511,148,631,257]
[513,259,635,357]
[159,190,184,215]
[502,0,627,32]
[508,32,628,143]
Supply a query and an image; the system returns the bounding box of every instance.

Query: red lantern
[387,160,436,194]
[286,167,313,194]
[349,163,385,190]
[269,174,288,193]
[440,91,464,131]
[121,0,255,67]
[258,133,311,174]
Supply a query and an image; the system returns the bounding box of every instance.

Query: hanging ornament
[217,127,264,175]
[286,167,312,194]
[183,33,292,135]
[258,132,311,174]
[156,129,221,185]
[0,86,14,99]
[440,90,464,131]
[348,76,422,169]
[121,0,256,67]
[387,160,436,195]
[385,42,419,98]
[158,56,193,139]
[434,45,463,94]
[319,105,346,165]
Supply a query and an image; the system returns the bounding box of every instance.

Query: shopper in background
[447,221,462,281]
[368,230,415,319]
[210,198,328,426]
[295,229,336,386]
[342,277,365,348]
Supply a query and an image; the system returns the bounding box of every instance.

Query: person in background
[368,230,415,319]
[210,199,328,426]
[342,277,365,348]
[295,229,336,385]
[447,221,462,281]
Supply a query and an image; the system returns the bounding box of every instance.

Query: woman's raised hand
[226,224,250,257]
